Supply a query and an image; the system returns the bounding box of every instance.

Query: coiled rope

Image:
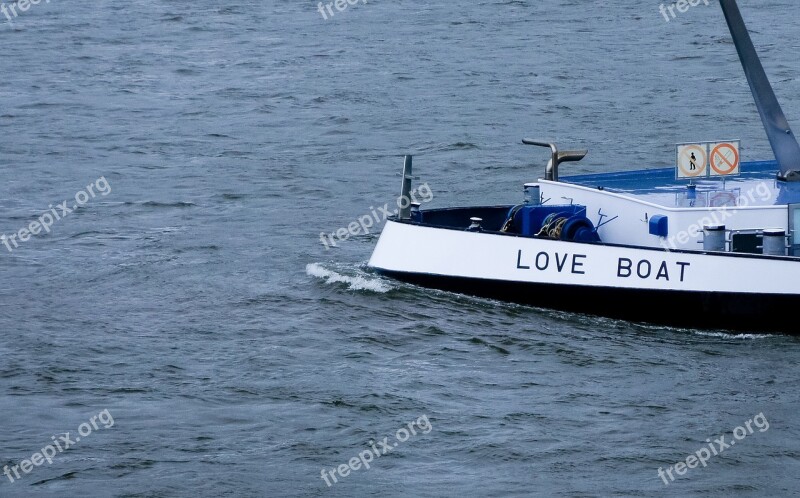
[537,213,569,239]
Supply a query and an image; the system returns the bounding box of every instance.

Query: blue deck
[562,160,800,208]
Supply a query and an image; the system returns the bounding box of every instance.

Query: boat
[367,0,800,334]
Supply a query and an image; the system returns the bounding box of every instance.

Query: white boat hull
[368,219,800,333]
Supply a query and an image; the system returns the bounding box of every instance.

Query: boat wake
[306,263,392,293]
[692,330,776,340]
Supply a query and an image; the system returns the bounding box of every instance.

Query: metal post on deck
[399,155,413,219]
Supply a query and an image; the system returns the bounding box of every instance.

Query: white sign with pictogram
[676,143,708,179]
[709,141,741,176]
[676,140,741,179]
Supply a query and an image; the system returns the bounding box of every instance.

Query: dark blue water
[2,0,800,496]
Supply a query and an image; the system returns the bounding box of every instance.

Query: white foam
[306,263,392,293]
[693,331,774,340]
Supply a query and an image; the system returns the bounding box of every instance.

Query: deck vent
[762,229,786,256]
[703,225,726,252]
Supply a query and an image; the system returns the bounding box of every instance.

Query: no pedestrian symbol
[676,144,707,178]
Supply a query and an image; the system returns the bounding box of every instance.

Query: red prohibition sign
[678,145,707,177]
[710,143,739,175]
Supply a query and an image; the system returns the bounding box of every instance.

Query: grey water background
[1,0,800,496]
